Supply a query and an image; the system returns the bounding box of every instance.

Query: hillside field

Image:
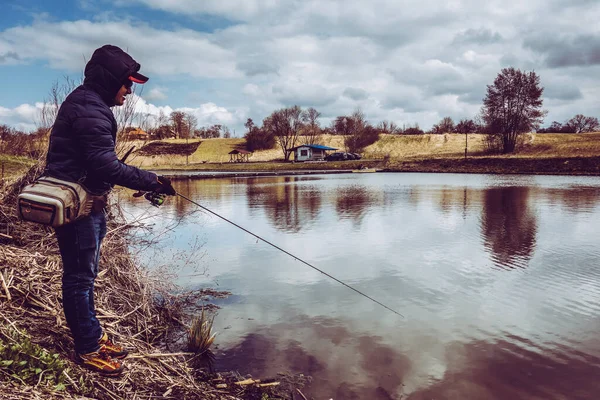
[126,133,600,173]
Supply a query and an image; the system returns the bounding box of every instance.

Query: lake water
[119,172,600,400]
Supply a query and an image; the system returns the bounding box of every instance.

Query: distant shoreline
[149,156,600,179]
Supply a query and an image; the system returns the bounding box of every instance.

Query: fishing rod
[174,192,405,318]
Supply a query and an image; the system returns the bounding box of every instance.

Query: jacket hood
[83,45,141,105]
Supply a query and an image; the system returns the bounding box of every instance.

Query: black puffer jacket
[45,45,159,195]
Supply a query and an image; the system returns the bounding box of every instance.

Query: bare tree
[377,120,400,134]
[179,112,198,164]
[430,117,455,134]
[156,110,169,127]
[455,119,477,135]
[222,126,232,138]
[481,67,545,153]
[244,118,255,133]
[183,112,198,139]
[566,114,600,133]
[28,76,81,161]
[343,109,379,153]
[403,123,424,135]
[301,107,321,145]
[170,111,186,139]
[332,116,355,135]
[264,106,304,161]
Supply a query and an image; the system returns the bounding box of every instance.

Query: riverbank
[384,155,600,176]
[0,167,304,399]
[148,156,600,181]
[127,133,600,177]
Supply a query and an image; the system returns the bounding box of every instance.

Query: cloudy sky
[1,0,599,134]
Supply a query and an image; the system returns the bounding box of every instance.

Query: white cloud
[0,103,46,132]
[0,19,238,78]
[128,94,244,129]
[1,0,600,132]
[144,87,168,102]
[0,95,243,134]
[118,0,280,21]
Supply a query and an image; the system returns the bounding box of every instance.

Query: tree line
[137,110,232,140]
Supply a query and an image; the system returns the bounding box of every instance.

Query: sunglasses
[123,80,133,89]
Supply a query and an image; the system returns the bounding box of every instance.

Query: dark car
[325,152,348,161]
[325,152,362,161]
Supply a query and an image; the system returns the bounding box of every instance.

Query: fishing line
[176,192,404,318]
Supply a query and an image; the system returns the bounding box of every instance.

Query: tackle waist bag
[17,176,94,228]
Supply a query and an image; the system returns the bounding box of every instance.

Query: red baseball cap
[129,71,149,84]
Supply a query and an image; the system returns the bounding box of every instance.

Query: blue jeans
[55,211,106,354]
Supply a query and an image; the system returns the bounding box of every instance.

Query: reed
[187,308,216,371]
[0,165,237,399]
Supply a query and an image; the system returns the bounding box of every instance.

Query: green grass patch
[0,328,70,390]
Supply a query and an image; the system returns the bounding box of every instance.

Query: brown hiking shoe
[98,332,129,359]
[75,349,124,377]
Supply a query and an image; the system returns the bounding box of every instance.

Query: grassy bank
[126,133,600,176]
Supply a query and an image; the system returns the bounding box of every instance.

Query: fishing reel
[132,190,166,207]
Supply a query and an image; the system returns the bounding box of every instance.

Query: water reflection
[407,339,600,400]
[544,186,600,212]
[121,173,600,399]
[335,185,376,223]
[246,177,323,233]
[217,315,410,400]
[395,185,481,216]
[218,315,600,400]
[480,186,537,269]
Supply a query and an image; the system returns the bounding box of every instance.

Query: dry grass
[0,166,241,399]
[0,155,36,182]
[126,133,600,171]
[516,132,600,158]
[364,132,600,159]
[363,133,487,159]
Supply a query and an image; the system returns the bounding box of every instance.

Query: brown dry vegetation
[0,155,36,182]
[0,166,232,399]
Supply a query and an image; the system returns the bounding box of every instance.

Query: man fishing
[45,44,176,376]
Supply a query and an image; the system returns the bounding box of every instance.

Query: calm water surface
[119,173,600,400]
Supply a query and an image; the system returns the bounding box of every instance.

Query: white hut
[291,144,337,162]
